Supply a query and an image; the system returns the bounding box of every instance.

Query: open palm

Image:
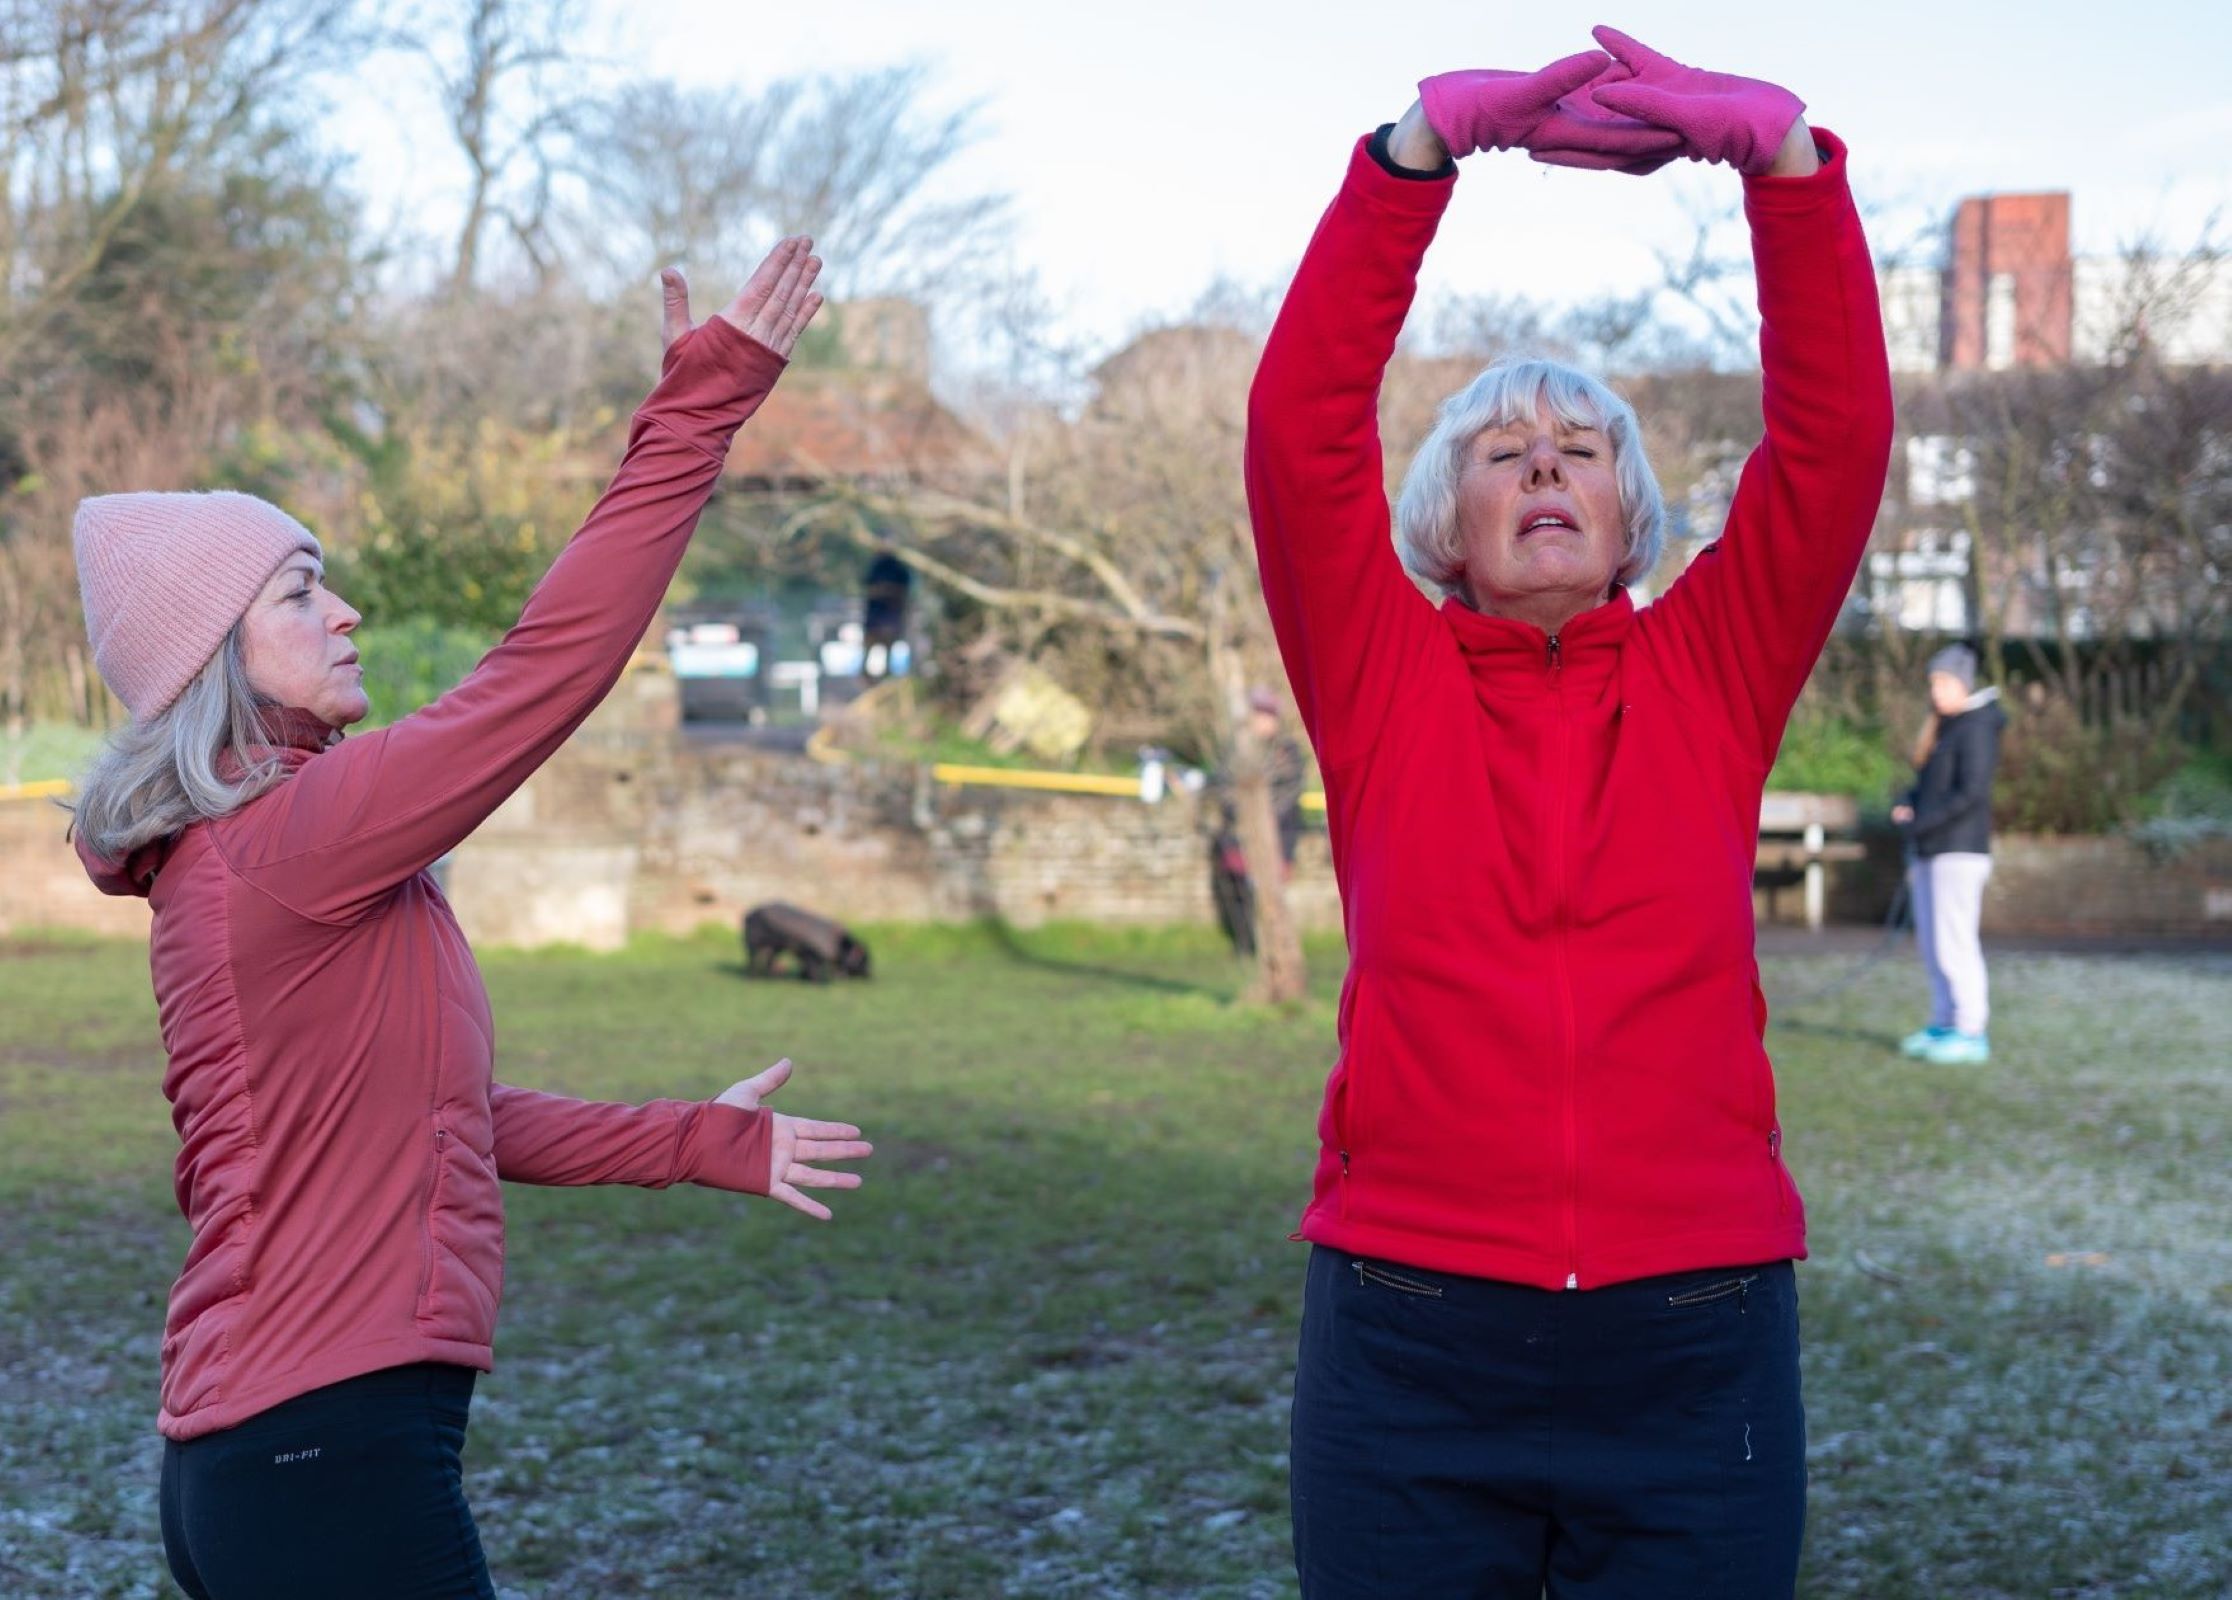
[660,234,824,359]
[715,1057,872,1221]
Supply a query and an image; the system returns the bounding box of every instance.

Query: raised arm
[1244,125,1454,771]
[230,241,824,921]
[1583,29,1895,761]
[1641,129,1894,760]
[1248,55,1683,771]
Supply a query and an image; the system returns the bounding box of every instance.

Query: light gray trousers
[1909,852,1993,1035]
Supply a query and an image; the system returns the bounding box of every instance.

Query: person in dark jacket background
[1892,643,2007,1064]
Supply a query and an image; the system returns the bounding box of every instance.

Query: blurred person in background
[1892,643,2006,1065]
[1208,687,1309,956]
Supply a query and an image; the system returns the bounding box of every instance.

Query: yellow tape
[785,726,1332,809]
[0,778,73,802]
[929,763,1142,797]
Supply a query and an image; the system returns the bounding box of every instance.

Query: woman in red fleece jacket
[69,238,872,1600]
[1247,29,1893,1599]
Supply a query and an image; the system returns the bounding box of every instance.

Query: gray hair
[1394,357,1667,598]
[69,624,289,861]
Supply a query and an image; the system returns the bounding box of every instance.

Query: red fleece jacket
[1246,131,1892,1289]
[80,316,782,1440]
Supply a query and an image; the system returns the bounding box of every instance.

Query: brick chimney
[1944,193,2073,370]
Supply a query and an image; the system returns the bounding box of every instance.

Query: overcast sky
[331,0,2230,357]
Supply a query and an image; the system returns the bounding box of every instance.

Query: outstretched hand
[715,1057,872,1221]
[660,235,825,360]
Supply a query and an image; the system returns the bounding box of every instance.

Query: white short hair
[1394,357,1666,597]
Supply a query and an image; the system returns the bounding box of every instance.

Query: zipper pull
[1546,634,1563,672]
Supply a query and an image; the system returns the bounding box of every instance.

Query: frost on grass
[2,940,2226,1599]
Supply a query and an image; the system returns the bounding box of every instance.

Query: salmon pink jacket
[80,316,782,1441]
[1246,131,1893,1289]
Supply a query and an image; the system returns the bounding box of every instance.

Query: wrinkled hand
[1580,26,1805,175]
[1419,49,1675,169]
[715,1057,872,1222]
[660,235,824,360]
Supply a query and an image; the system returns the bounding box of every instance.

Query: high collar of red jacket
[79,707,344,895]
[256,705,347,757]
[1439,586,1634,698]
[213,705,344,781]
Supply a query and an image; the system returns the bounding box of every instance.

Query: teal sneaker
[1900,1025,1954,1058]
[1923,1032,1990,1065]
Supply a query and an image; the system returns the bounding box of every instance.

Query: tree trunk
[1227,714,1306,1005]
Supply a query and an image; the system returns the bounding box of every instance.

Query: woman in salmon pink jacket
[69,239,872,1600]
[1247,28,1893,1598]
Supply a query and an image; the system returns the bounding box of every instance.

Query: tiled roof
[723,369,995,486]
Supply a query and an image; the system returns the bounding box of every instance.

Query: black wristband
[1370,122,1457,181]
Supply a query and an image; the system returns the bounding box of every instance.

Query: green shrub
[1767,713,1904,801]
[352,619,495,727]
[1992,697,2184,835]
[2126,748,2232,858]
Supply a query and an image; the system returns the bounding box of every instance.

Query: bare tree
[0,0,366,732]
[1,0,361,360]
[390,0,585,295]
[566,77,796,285]
[764,312,1311,1002]
[567,63,1010,309]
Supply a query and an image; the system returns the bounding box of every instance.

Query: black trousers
[159,1362,495,1600]
[1291,1247,1805,1599]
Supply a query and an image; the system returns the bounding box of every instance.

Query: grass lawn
[0,923,2225,1598]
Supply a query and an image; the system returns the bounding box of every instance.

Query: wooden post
[1803,821,1826,931]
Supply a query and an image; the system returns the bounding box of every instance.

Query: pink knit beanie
[73,491,323,722]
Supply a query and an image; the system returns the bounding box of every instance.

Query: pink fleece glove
[1528,62,1682,175]
[1581,26,1806,175]
[1418,50,1680,170]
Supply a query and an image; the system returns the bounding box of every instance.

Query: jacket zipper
[1548,633,1580,1290]
[415,1122,447,1315]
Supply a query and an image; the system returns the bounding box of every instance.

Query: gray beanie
[1927,644,1978,690]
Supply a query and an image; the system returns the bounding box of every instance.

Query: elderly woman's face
[1454,399,1626,621]
[240,554,369,728]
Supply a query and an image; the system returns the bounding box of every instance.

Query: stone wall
[445,727,1343,950]
[1981,833,2232,938]
[0,794,150,940]
[8,720,2226,949]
